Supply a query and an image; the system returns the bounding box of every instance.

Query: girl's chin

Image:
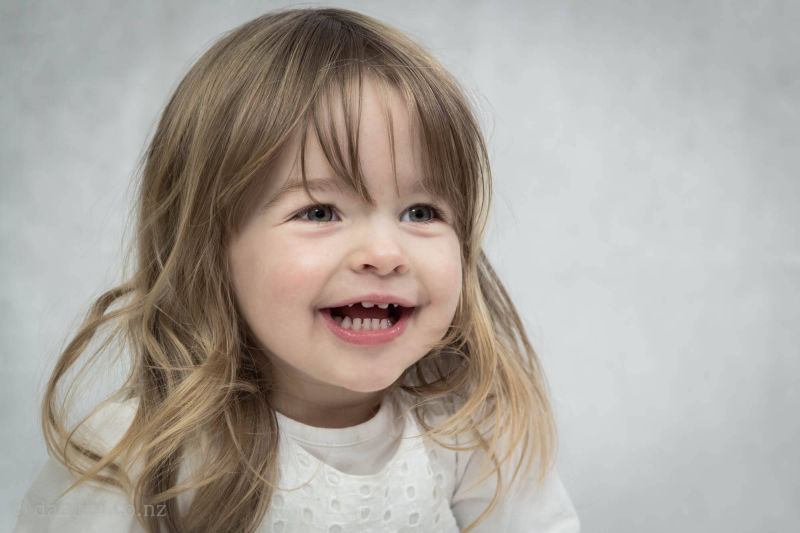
[331,365,410,395]
[336,375,401,395]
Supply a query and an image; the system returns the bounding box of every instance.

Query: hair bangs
[289,62,489,255]
[224,9,490,251]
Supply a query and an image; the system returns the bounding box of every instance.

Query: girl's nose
[348,225,410,276]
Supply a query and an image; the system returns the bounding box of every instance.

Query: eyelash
[294,204,445,224]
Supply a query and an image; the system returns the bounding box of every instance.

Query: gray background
[2,1,798,531]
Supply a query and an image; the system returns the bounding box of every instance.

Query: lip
[324,293,416,308]
[319,306,414,345]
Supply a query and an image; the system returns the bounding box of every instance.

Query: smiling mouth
[319,304,414,345]
[325,303,411,331]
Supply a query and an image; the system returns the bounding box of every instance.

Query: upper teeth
[347,302,394,309]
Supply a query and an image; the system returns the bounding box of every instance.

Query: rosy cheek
[432,238,463,304]
[442,237,463,273]
[265,242,327,298]
[266,263,307,300]
[286,247,327,274]
[287,242,329,275]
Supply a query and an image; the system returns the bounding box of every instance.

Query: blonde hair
[41,8,556,532]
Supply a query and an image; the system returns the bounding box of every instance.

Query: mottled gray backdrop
[2,1,798,531]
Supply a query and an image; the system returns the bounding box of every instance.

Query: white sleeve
[13,456,146,533]
[450,445,580,532]
[14,400,145,533]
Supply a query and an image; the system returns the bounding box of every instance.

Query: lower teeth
[334,316,393,330]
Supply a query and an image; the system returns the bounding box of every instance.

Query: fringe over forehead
[150,8,491,261]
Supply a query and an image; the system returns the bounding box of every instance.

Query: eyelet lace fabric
[14,395,581,532]
[262,402,460,532]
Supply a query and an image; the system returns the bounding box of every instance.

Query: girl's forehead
[263,80,434,203]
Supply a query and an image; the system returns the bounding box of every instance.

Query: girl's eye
[295,204,443,224]
[296,204,339,223]
[401,204,441,224]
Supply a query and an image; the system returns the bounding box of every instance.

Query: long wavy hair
[41,8,556,532]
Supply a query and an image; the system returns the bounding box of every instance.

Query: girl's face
[227,81,462,416]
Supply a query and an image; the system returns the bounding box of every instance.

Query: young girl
[15,8,579,533]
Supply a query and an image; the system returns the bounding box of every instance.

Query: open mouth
[325,303,412,331]
[319,304,416,345]
[319,301,415,345]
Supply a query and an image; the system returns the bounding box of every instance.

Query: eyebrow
[264,176,429,209]
[262,178,349,209]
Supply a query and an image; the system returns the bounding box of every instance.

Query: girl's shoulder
[391,391,581,532]
[14,398,145,532]
[76,397,140,452]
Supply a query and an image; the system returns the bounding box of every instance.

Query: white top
[14,394,580,532]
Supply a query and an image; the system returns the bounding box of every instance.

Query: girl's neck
[269,387,384,428]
